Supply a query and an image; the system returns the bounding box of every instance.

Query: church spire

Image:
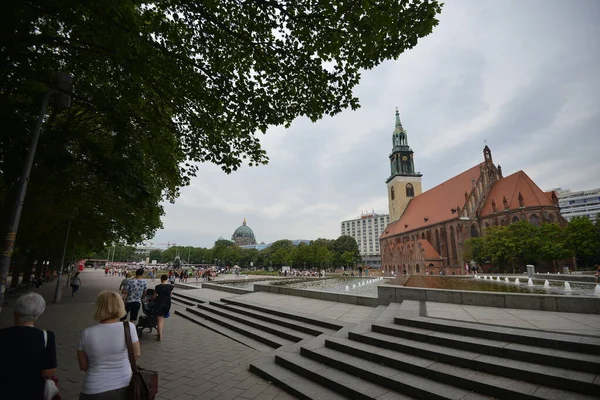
[395,107,403,131]
[386,108,421,183]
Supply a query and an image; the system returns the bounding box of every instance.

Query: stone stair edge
[395,316,600,354]
[249,356,347,400]
[366,323,600,373]
[346,329,598,395]
[220,297,350,330]
[275,351,418,400]
[327,335,599,399]
[173,308,274,353]
[209,300,330,336]
[184,306,294,348]
[196,302,312,342]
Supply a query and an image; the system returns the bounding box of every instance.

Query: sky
[151,0,600,249]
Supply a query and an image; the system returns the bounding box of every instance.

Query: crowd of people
[1,267,173,399]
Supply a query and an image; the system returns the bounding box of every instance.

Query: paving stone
[237,383,268,399]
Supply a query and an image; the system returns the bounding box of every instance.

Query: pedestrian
[0,292,58,400]
[78,291,140,400]
[70,271,82,297]
[595,264,600,284]
[121,268,147,323]
[151,275,174,341]
[118,273,131,298]
[358,266,363,277]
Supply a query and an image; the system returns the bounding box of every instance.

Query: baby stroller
[136,288,158,337]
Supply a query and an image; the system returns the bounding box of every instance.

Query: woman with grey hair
[0,292,57,399]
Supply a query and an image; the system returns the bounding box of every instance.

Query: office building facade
[341,212,390,268]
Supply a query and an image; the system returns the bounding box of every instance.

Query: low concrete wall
[253,283,378,307]
[377,285,600,314]
[533,274,596,284]
[200,282,252,295]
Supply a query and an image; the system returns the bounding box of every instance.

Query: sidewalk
[0,269,294,400]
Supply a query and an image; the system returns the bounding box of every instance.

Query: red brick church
[380,110,564,276]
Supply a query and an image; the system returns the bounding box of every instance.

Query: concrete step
[328,335,598,400]
[184,306,295,349]
[196,302,313,343]
[210,301,333,336]
[220,297,347,330]
[173,308,274,353]
[275,352,416,400]
[350,329,599,396]
[170,294,197,307]
[395,316,600,354]
[172,291,206,304]
[249,356,348,400]
[369,322,600,373]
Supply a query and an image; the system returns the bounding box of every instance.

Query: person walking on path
[151,274,174,341]
[77,291,141,399]
[121,268,147,323]
[0,292,58,400]
[71,271,82,297]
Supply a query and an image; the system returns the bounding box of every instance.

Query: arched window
[416,264,420,273]
[511,216,520,224]
[421,232,425,239]
[491,200,496,213]
[391,187,395,200]
[529,214,540,226]
[406,183,414,198]
[470,224,479,238]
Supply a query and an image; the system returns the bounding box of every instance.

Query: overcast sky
[151,0,600,249]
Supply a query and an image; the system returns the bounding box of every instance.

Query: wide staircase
[250,300,600,399]
[171,291,600,399]
[171,291,346,353]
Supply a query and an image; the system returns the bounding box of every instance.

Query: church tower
[386,109,422,222]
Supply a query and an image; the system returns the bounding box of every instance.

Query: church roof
[232,219,256,240]
[418,239,441,260]
[479,170,555,217]
[382,163,484,238]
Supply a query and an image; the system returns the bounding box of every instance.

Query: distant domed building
[232,218,257,246]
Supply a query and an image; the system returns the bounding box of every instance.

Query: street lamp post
[0,73,72,313]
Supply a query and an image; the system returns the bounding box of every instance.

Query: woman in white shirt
[77,291,141,399]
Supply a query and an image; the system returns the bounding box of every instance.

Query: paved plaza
[0,270,295,400]
[2,269,599,400]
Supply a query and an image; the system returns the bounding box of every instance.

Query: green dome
[232,218,256,244]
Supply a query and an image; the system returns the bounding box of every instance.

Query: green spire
[395,107,403,132]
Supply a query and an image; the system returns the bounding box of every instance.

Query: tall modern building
[556,188,600,222]
[341,212,390,268]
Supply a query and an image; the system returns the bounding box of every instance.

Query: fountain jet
[515,278,521,285]
[595,285,600,296]
[544,280,550,289]
[564,281,572,292]
[504,278,509,283]
[345,285,349,291]
[527,279,533,287]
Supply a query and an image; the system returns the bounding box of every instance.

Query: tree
[565,217,599,268]
[1,1,442,293]
[463,237,487,266]
[537,223,569,272]
[148,250,162,263]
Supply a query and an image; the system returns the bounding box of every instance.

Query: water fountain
[564,282,572,292]
[344,285,349,292]
[527,279,533,287]
[544,280,550,289]
[504,277,509,283]
[245,275,248,279]
[352,284,356,289]
[515,278,521,285]
[496,277,501,282]
[595,285,600,296]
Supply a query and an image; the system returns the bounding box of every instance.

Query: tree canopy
[463,217,600,272]
[1,1,442,281]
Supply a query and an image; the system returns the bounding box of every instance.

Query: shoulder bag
[123,322,159,400]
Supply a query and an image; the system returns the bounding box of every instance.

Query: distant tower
[386,108,423,222]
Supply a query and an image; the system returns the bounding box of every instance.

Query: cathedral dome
[232,218,257,246]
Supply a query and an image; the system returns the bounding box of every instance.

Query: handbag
[123,322,159,400]
[43,331,61,400]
